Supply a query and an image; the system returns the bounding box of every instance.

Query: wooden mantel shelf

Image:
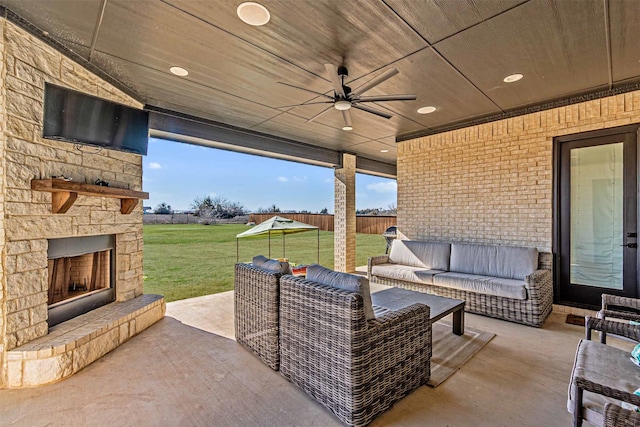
[31,179,149,214]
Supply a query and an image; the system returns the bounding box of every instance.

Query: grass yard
[143,223,388,302]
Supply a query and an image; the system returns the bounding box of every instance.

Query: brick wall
[397,93,640,251]
[0,17,146,386]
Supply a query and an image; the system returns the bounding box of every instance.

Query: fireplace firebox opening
[47,235,116,327]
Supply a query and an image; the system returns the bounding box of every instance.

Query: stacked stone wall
[0,17,145,388]
[398,93,640,251]
[0,16,8,374]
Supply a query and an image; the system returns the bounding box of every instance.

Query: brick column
[334,153,356,272]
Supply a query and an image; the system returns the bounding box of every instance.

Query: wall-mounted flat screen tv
[42,83,149,155]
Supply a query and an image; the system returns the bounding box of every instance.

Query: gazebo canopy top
[236,216,318,239]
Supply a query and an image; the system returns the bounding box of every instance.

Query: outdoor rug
[428,321,495,387]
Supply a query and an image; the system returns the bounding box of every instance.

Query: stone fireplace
[0,19,165,388]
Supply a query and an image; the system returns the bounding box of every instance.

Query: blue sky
[143,138,397,213]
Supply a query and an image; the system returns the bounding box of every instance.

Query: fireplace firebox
[47,235,116,327]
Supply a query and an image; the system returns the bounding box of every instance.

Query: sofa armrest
[524,268,552,293]
[366,303,432,384]
[368,255,390,279]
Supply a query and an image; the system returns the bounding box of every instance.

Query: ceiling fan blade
[277,101,333,109]
[306,105,334,123]
[277,82,333,100]
[353,104,393,119]
[324,63,345,98]
[356,94,417,102]
[342,109,353,128]
[351,68,399,97]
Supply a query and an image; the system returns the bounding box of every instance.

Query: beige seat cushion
[432,272,527,300]
[371,263,444,285]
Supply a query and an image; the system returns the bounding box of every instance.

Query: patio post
[334,153,356,272]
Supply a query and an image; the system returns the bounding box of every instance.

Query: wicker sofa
[279,265,432,427]
[368,240,553,327]
[234,256,291,370]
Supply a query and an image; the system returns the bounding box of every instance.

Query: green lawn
[143,224,388,302]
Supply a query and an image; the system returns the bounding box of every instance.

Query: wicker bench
[368,240,553,327]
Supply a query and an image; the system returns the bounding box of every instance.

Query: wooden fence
[248,213,396,235]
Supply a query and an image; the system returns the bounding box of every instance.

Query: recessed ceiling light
[342,126,353,131]
[170,66,188,77]
[417,106,436,114]
[237,2,270,26]
[380,149,389,153]
[503,73,523,83]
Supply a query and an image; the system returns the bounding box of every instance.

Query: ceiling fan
[278,64,416,130]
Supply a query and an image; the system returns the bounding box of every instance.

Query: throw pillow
[306,264,375,321]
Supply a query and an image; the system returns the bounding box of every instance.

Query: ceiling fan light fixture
[380,149,389,153]
[170,66,189,77]
[342,126,353,131]
[503,73,524,83]
[334,100,351,111]
[417,106,436,114]
[237,2,270,26]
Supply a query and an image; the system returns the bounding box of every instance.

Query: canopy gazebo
[235,216,319,263]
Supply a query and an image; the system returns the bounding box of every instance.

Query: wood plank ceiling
[1,0,639,175]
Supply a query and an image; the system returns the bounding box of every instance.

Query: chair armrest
[366,303,432,384]
[603,294,640,311]
[585,316,640,342]
[575,376,640,408]
[368,255,390,278]
[604,403,640,427]
[600,309,640,323]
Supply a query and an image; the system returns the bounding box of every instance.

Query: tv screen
[42,83,149,155]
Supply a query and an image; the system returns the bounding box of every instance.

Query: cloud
[293,176,307,182]
[148,162,162,169]
[366,181,397,193]
[277,176,289,182]
[324,178,332,184]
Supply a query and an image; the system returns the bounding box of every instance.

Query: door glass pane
[570,143,623,289]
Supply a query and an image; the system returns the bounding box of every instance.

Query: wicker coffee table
[371,287,465,335]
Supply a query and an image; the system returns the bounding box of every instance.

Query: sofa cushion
[252,255,291,275]
[371,263,444,285]
[450,244,538,280]
[388,240,451,270]
[433,272,527,300]
[306,264,375,321]
[496,246,539,280]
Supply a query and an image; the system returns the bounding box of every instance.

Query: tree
[153,202,172,214]
[191,195,245,224]
[319,207,329,214]
[256,204,281,214]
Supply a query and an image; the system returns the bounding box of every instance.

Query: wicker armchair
[569,316,640,426]
[279,275,432,427]
[234,262,284,370]
[603,403,640,427]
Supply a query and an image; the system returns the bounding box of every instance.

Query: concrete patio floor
[0,288,623,426]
